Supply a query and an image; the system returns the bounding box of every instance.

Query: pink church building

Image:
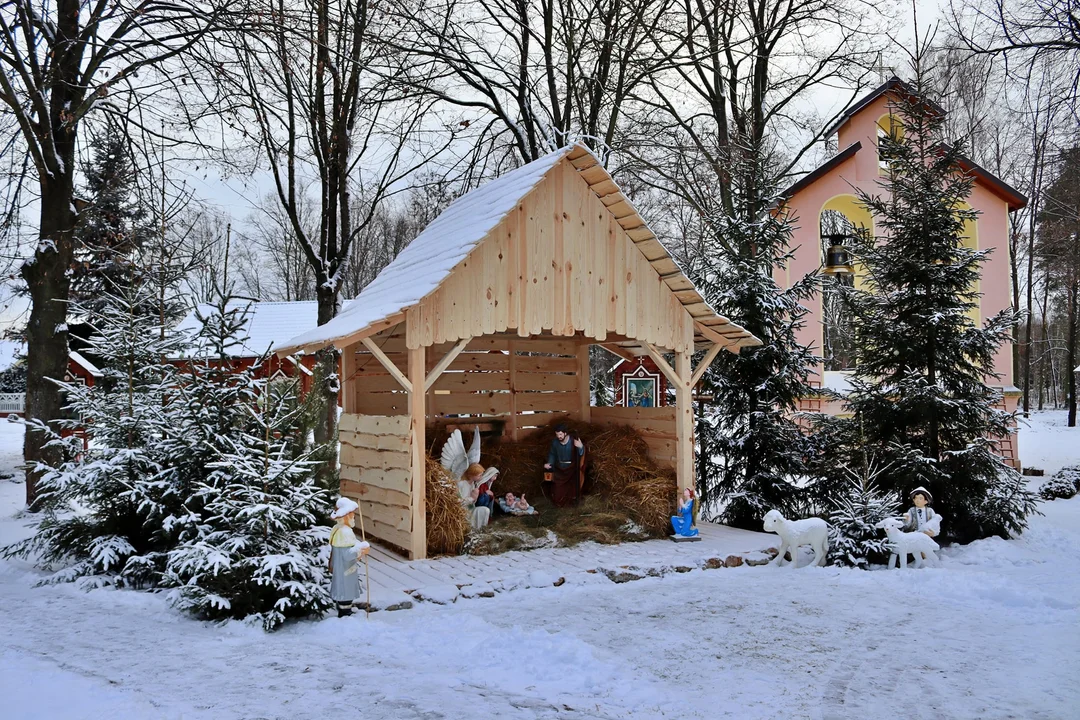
[777,77,1026,467]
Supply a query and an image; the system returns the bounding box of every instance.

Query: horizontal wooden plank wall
[404,158,694,355]
[348,335,583,437]
[590,406,678,469]
[339,413,414,552]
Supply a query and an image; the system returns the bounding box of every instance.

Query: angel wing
[440,429,469,480]
[467,426,481,465]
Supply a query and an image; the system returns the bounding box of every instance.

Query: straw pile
[431,416,677,550]
[425,457,469,556]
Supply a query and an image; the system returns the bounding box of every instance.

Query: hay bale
[425,457,469,556]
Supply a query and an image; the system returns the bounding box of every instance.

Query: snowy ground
[1,416,1079,719]
[1017,409,1079,474]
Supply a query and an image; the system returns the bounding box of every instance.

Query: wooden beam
[689,342,724,388]
[675,349,693,492]
[408,342,427,561]
[361,337,412,392]
[695,321,742,354]
[597,342,636,363]
[273,313,406,358]
[423,337,471,392]
[641,340,682,387]
[577,344,591,423]
[334,313,406,350]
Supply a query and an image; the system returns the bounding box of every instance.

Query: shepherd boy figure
[329,497,370,617]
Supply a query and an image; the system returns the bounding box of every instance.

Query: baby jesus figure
[499,492,537,516]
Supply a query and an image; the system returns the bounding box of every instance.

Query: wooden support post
[577,343,591,423]
[408,342,427,561]
[342,343,358,414]
[675,349,694,492]
[508,341,518,440]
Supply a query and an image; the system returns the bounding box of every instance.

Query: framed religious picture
[621,363,660,407]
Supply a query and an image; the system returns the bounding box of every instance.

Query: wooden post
[508,340,518,440]
[408,341,427,560]
[675,349,694,492]
[342,343,358,414]
[577,343,591,423]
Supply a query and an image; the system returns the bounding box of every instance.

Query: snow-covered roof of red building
[175,300,319,358]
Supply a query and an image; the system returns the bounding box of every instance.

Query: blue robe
[671,498,699,537]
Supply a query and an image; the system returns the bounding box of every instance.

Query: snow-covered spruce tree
[838,73,1037,542]
[825,459,901,568]
[694,180,819,529]
[162,374,333,631]
[4,286,182,587]
[151,296,266,548]
[0,360,26,393]
[70,126,154,315]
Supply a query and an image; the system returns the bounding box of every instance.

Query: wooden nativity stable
[277,145,761,559]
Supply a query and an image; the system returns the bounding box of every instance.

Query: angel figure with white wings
[441,427,498,529]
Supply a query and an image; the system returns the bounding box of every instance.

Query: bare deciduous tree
[388,0,674,166]
[952,0,1080,97]
[0,0,225,504]
[631,0,882,232]
[212,0,450,457]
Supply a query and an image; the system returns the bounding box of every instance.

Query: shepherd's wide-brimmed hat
[909,486,933,504]
[331,497,359,519]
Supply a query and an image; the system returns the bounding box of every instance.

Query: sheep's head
[762,509,784,532]
[875,517,903,530]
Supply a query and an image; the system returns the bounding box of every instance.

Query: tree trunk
[1037,277,1051,411]
[1068,278,1078,427]
[21,177,76,507]
[1010,223,1021,387]
[313,284,340,487]
[1023,224,1036,415]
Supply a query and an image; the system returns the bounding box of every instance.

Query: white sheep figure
[875,517,940,569]
[762,509,829,567]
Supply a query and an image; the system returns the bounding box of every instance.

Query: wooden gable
[404,157,695,354]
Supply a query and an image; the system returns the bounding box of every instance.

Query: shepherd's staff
[355,503,372,619]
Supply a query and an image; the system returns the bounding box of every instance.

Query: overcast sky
[1,0,945,335]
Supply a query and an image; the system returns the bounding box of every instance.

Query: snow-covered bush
[1039,467,1080,501]
[826,463,900,568]
[1055,465,1080,490]
[1038,476,1076,501]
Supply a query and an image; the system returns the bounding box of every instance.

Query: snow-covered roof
[175,300,319,358]
[68,350,102,377]
[0,340,23,372]
[280,149,569,353]
[278,144,760,355]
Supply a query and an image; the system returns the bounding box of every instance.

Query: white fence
[0,392,25,414]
